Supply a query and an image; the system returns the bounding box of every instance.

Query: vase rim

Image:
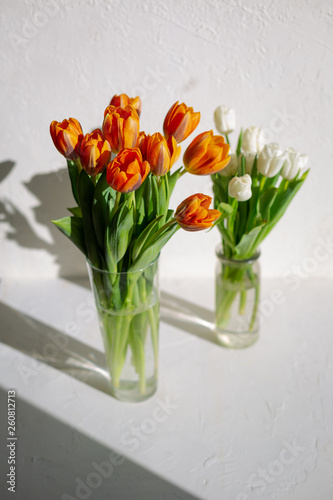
[215,244,261,264]
[86,254,160,275]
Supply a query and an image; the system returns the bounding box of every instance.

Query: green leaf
[67,206,82,217]
[78,169,101,268]
[245,185,261,233]
[67,160,80,205]
[212,173,229,206]
[105,223,117,274]
[259,187,278,222]
[52,216,87,256]
[263,171,281,189]
[107,196,134,266]
[92,170,114,252]
[217,202,234,219]
[270,171,308,223]
[165,208,174,222]
[168,167,182,196]
[158,174,169,214]
[217,223,235,250]
[130,223,178,272]
[236,129,243,156]
[227,198,238,237]
[143,175,153,221]
[240,154,246,176]
[234,223,266,259]
[250,155,258,183]
[237,197,248,242]
[151,175,159,217]
[248,170,309,252]
[131,216,163,262]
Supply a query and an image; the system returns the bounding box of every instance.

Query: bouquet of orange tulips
[212,105,309,344]
[50,94,230,399]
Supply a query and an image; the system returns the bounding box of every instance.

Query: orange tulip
[50,118,83,160]
[144,133,174,176]
[167,135,181,168]
[106,148,150,193]
[110,93,142,116]
[163,101,200,143]
[183,130,230,175]
[174,193,220,232]
[138,133,181,176]
[103,105,139,154]
[136,131,150,161]
[76,129,111,176]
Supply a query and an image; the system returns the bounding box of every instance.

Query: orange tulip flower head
[106,148,150,193]
[50,118,83,160]
[76,129,111,176]
[163,102,200,143]
[174,193,221,231]
[103,105,140,154]
[110,93,142,116]
[183,130,230,175]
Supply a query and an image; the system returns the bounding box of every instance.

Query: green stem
[148,306,159,370]
[249,268,260,332]
[129,326,146,394]
[147,219,178,245]
[216,288,238,329]
[239,290,247,315]
[112,279,136,388]
[112,191,121,217]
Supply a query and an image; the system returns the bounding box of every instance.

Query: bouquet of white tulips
[212,105,309,340]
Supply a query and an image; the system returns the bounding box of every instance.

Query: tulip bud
[76,129,111,176]
[183,130,230,175]
[106,148,150,193]
[110,93,142,116]
[103,105,139,154]
[257,143,287,178]
[214,105,236,135]
[146,133,172,176]
[228,174,252,202]
[163,101,200,143]
[174,193,221,232]
[136,131,151,161]
[281,147,308,181]
[219,153,238,177]
[242,126,265,154]
[50,118,83,160]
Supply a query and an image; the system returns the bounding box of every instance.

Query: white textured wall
[0,0,332,280]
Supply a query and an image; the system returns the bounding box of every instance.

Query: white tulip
[228,174,252,201]
[214,105,236,135]
[257,143,287,178]
[242,126,265,154]
[219,153,238,177]
[281,147,309,181]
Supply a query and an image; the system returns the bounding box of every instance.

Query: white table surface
[0,276,332,500]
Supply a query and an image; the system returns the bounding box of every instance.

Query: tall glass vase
[215,246,260,348]
[87,258,159,402]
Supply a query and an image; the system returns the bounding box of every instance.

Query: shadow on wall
[0,160,87,280]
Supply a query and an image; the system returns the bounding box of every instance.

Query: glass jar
[87,258,159,402]
[215,246,260,348]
